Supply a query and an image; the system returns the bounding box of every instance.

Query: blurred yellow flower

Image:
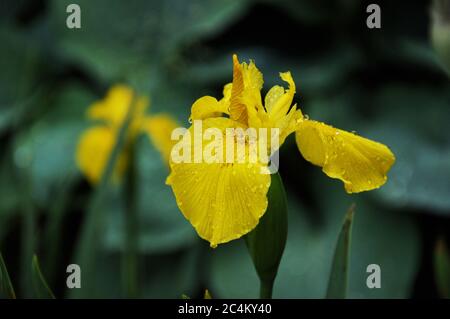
[167,55,395,248]
[76,85,178,184]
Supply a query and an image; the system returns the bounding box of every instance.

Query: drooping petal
[142,114,180,165]
[75,126,128,184]
[166,117,271,247]
[295,120,395,193]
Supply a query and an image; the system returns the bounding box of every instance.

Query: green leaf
[0,252,16,299]
[0,26,42,134]
[434,238,450,298]
[326,204,355,299]
[31,255,56,299]
[49,0,249,82]
[14,83,94,208]
[245,172,288,299]
[431,0,450,75]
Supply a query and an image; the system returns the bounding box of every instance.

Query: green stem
[260,280,274,299]
[44,172,76,285]
[20,167,36,298]
[69,93,137,298]
[122,140,139,298]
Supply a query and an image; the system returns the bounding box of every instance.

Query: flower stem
[260,279,274,299]
[69,93,137,298]
[122,139,139,298]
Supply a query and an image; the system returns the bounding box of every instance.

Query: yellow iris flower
[167,55,395,248]
[76,85,178,184]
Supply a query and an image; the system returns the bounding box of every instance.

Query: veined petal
[295,120,395,193]
[142,114,180,165]
[190,96,229,121]
[75,126,128,184]
[167,161,270,248]
[242,60,263,92]
[167,117,271,247]
[229,55,248,125]
[265,85,285,112]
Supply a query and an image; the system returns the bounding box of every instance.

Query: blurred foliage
[0,0,449,299]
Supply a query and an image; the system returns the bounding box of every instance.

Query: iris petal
[295,120,395,193]
[167,118,271,247]
[76,126,128,184]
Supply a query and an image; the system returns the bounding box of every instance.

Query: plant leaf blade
[0,252,16,299]
[31,254,55,299]
[326,204,356,299]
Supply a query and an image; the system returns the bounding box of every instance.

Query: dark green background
[0,0,449,298]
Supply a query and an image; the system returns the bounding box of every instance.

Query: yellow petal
[190,96,229,121]
[167,117,271,247]
[87,85,148,127]
[266,71,296,123]
[229,54,248,125]
[76,126,128,184]
[142,114,180,165]
[295,120,395,193]
[242,60,263,92]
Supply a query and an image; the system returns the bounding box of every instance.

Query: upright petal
[266,71,296,123]
[229,55,248,125]
[87,85,148,127]
[295,120,395,193]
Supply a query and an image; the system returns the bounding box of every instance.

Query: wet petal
[295,120,395,193]
[167,117,271,247]
[190,96,229,121]
[266,71,296,123]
